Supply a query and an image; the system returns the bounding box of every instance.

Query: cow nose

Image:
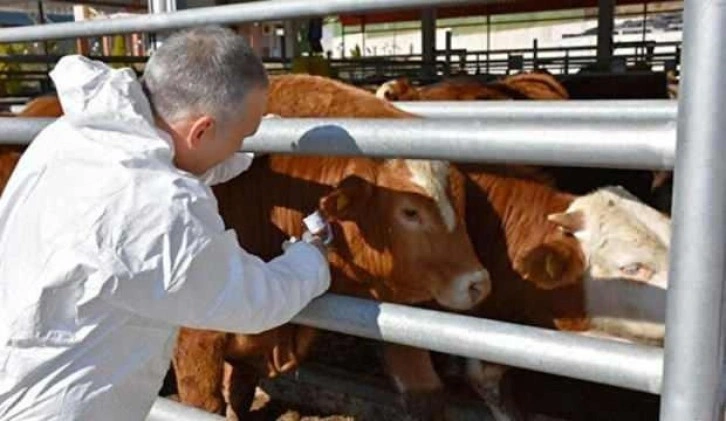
[439,269,492,310]
[468,270,492,304]
[469,281,486,302]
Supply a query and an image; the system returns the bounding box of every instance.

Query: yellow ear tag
[336,194,349,212]
[545,253,559,279]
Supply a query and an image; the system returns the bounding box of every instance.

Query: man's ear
[187,115,215,149]
[319,175,373,221]
[515,239,586,290]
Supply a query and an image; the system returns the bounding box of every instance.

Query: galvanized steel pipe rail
[0,0,505,43]
[659,0,726,419]
[395,100,677,122]
[293,294,663,394]
[0,114,675,170]
[145,288,666,420]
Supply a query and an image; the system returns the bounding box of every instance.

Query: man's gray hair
[142,25,268,125]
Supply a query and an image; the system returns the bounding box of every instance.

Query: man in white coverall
[0,26,331,420]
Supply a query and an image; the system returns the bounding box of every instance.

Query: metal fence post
[421,7,436,80]
[596,0,615,70]
[660,0,726,419]
[444,28,452,76]
[148,0,177,50]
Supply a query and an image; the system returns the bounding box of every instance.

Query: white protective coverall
[0,55,331,420]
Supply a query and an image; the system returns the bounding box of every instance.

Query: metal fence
[0,39,679,101]
[0,0,723,420]
[329,40,681,85]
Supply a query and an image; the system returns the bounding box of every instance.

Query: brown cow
[461,164,669,338]
[375,76,509,101]
[501,72,570,100]
[376,72,669,216]
[375,72,569,102]
[268,74,414,119]
[447,165,670,420]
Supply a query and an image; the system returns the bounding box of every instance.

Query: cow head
[320,158,491,311]
[462,185,671,416]
[539,186,670,343]
[375,78,419,102]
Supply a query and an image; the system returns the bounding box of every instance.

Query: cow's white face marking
[404,159,456,232]
[375,79,398,99]
[550,186,671,344]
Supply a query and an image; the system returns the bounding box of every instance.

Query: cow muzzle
[436,269,492,311]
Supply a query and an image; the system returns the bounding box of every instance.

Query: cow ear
[515,239,585,290]
[320,175,373,221]
[547,210,585,233]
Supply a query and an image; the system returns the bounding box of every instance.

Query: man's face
[170,86,268,175]
[206,87,268,169]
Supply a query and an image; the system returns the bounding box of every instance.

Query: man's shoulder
[142,165,216,205]
[128,167,224,234]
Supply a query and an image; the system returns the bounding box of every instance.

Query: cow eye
[402,208,420,221]
[620,263,653,278]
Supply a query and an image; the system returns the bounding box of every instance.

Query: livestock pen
[0,0,722,420]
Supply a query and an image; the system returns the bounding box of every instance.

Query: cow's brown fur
[380,77,516,101]
[459,165,588,329]
[269,74,415,118]
[18,95,64,118]
[499,72,570,100]
[3,74,412,121]
[179,169,480,417]
[0,146,22,195]
[377,72,569,102]
[378,72,670,216]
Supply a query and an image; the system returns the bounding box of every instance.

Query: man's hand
[281,232,328,257]
[281,210,332,257]
[304,235,328,257]
[302,230,329,256]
